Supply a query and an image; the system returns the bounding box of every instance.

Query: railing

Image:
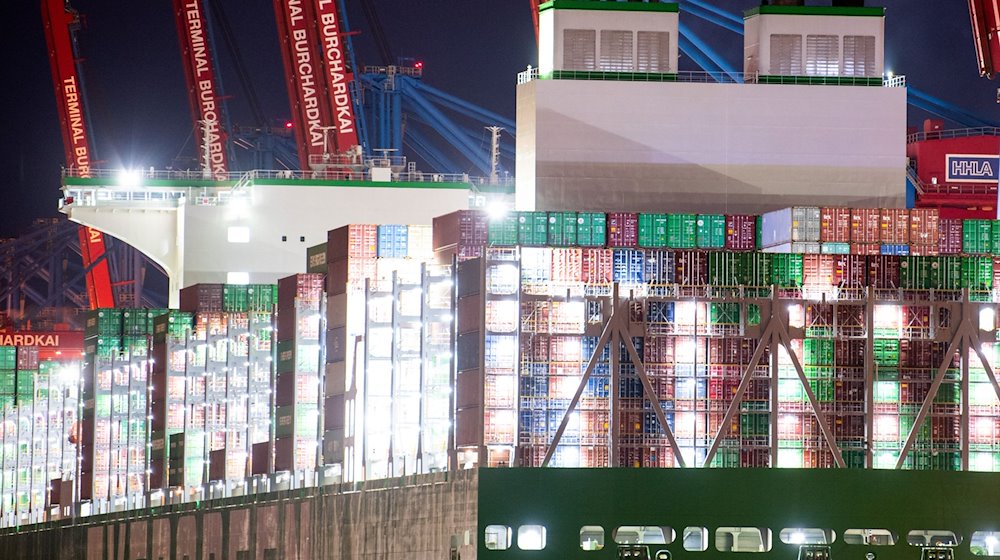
[907,127,1000,144]
[517,67,905,87]
[60,186,232,209]
[363,65,423,78]
[63,167,510,190]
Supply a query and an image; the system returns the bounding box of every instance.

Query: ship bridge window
[684,527,708,552]
[600,30,634,72]
[614,526,675,545]
[518,525,547,550]
[844,529,898,546]
[715,527,773,553]
[484,525,511,550]
[769,34,802,76]
[971,531,1000,555]
[581,526,605,551]
[637,32,670,73]
[907,530,962,547]
[843,35,876,77]
[779,528,835,545]
[564,29,597,71]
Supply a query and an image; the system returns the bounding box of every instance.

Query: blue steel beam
[683,0,743,26]
[405,125,465,174]
[679,22,740,81]
[909,87,1000,128]
[678,2,742,34]
[337,0,370,151]
[408,79,517,130]
[400,80,492,173]
[678,35,724,77]
[907,96,984,129]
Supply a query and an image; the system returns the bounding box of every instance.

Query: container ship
[6,1,1000,559]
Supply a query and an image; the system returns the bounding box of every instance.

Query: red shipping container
[803,254,835,286]
[868,255,901,289]
[327,224,378,260]
[938,219,964,255]
[994,257,1000,293]
[581,248,613,284]
[645,336,675,364]
[675,250,709,286]
[607,212,639,248]
[909,208,940,247]
[850,208,881,243]
[725,215,756,251]
[432,210,487,251]
[551,248,583,282]
[908,245,939,256]
[820,207,851,243]
[902,306,931,337]
[836,339,866,367]
[833,255,868,288]
[880,208,910,244]
[851,243,881,256]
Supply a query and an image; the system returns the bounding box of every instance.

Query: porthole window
[518,525,547,550]
[971,531,1000,556]
[614,526,675,545]
[907,530,962,547]
[684,527,708,552]
[844,529,898,546]
[484,525,511,551]
[779,528,836,545]
[716,527,772,553]
[580,526,605,551]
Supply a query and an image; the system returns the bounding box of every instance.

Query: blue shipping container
[586,376,611,398]
[881,244,910,256]
[647,301,675,324]
[377,224,409,258]
[613,249,645,284]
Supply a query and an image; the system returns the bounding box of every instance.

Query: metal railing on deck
[517,67,905,87]
[906,127,1000,144]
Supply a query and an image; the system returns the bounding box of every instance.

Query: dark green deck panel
[478,467,1000,560]
[540,1,679,13]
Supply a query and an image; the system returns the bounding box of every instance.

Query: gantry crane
[968,0,1000,79]
[41,0,115,310]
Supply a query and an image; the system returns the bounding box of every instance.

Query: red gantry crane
[272,0,360,170]
[41,0,115,310]
[173,0,231,178]
[968,0,1000,79]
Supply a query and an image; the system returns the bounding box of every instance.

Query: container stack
[273,273,324,475]
[178,284,277,490]
[149,311,194,491]
[80,309,164,504]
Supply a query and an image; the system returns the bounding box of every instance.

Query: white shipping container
[760,207,821,247]
[406,225,434,260]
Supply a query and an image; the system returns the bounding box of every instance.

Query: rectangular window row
[484,525,1000,553]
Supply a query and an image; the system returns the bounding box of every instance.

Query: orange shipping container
[880,208,910,244]
[850,208,881,243]
[909,208,940,247]
[820,207,851,243]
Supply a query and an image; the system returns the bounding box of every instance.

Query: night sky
[1,1,995,237]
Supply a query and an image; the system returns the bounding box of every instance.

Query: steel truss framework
[543,285,1000,470]
[0,219,167,329]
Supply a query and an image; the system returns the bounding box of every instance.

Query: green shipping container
[223,285,249,312]
[247,284,277,311]
[638,213,668,248]
[963,219,993,255]
[747,254,771,288]
[993,220,1000,255]
[708,252,748,286]
[577,213,607,247]
[709,303,740,325]
[85,309,123,338]
[711,448,740,468]
[962,256,993,291]
[547,212,578,246]
[935,382,960,404]
[517,211,548,246]
[488,214,518,246]
[667,214,697,249]
[0,348,14,371]
[747,304,761,326]
[306,243,327,273]
[874,381,899,402]
[696,214,726,249]
[873,338,900,367]
[769,254,803,287]
[821,242,850,255]
[740,413,770,437]
[803,338,834,366]
[808,379,835,402]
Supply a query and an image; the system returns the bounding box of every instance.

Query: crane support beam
[172,0,230,179]
[312,0,361,152]
[968,0,1000,78]
[41,0,115,309]
[273,0,335,169]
